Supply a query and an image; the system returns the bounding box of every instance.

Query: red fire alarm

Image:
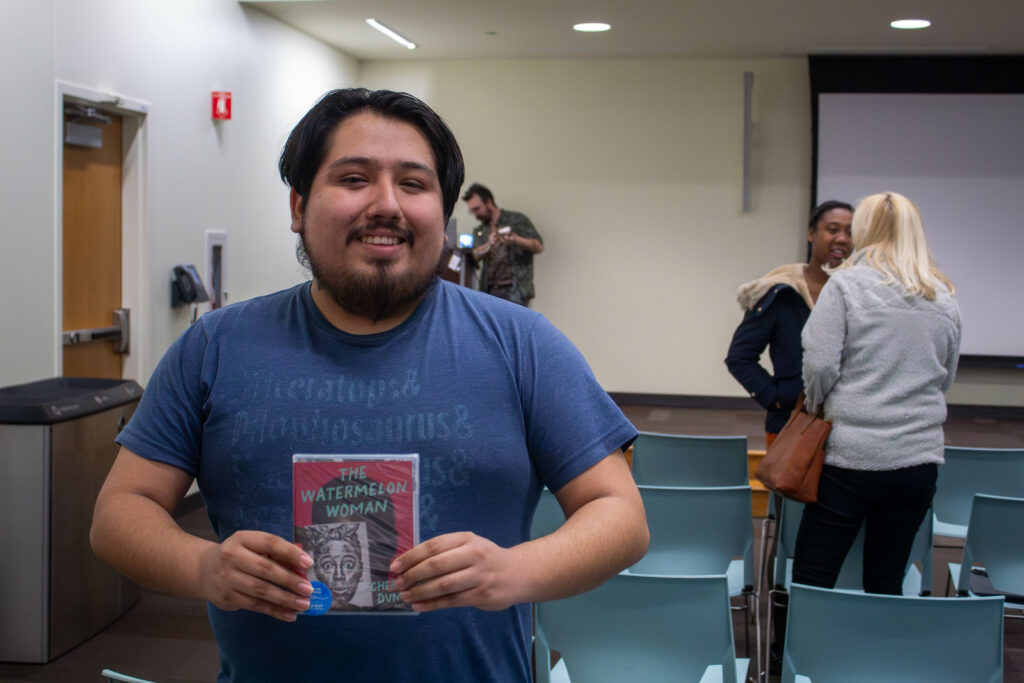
[212,91,232,120]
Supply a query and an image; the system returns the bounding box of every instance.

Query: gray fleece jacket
[802,263,962,471]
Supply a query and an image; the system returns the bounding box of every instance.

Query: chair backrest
[957,494,1024,597]
[773,493,932,595]
[783,584,1003,683]
[934,446,1024,530]
[632,485,753,588]
[530,487,564,540]
[631,432,749,486]
[536,573,741,683]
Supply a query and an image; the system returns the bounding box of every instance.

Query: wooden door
[62,111,123,378]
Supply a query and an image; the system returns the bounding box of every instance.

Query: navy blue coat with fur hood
[725,263,814,434]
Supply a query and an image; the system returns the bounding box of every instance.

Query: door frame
[55,81,149,382]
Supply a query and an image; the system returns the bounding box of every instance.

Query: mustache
[346,221,413,245]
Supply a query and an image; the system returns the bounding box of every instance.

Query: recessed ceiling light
[366,18,416,49]
[573,22,611,32]
[890,19,931,30]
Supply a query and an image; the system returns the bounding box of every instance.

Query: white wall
[0,0,58,384]
[1,6,1016,406]
[0,0,357,387]
[361,58,812,396]
[360,58,1022,406]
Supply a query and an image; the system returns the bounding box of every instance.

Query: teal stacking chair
[764,494,934,679]
[102,671,156,683]
[767,495,932,595]
[948,494,1024,618]
[782,584,1004,683]
[536,573,749,683]
[629,485,757,678]
[933,446,1024,541]
[531,487,565,540]
[631,432,749,486]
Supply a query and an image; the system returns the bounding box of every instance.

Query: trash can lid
[0,377,143,424]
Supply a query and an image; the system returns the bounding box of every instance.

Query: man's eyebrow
[327,156,437,177]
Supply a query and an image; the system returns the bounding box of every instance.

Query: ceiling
[243,0,1024,62]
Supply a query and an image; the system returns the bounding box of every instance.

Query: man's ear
[290,188,304,234]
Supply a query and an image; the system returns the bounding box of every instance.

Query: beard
[296,219,451,323]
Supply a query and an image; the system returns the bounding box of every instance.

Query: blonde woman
[793,192,961,594]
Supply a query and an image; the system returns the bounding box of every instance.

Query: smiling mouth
[360,235,404,246]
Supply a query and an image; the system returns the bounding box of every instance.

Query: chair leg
[749,591,761,683]
[756,516,777,682]
[764,587,789,681]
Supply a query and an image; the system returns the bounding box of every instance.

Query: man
[90,89,647,682]
[463,183,543,305]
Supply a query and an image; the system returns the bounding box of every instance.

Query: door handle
[62,308,130,354]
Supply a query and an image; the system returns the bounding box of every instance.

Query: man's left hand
[389,532,519,612]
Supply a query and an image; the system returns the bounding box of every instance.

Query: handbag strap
[795,391,827,420]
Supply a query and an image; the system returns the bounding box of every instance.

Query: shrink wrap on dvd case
[292,453,419,614]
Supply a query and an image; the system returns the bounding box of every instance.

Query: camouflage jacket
[471,209,543,301]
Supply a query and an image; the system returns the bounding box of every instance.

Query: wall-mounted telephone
[171,264,210,307]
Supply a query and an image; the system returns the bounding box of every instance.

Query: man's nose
[369,179,401,219]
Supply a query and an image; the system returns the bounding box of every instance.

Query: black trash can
[0,377,142,663]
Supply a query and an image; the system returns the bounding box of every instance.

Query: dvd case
[292,454,419,615]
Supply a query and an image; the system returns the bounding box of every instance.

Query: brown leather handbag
[755,393,832,503]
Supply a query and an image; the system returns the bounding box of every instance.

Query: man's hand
[390,532,520,612]
[198,530,315,622]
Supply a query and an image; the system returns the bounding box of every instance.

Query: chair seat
[698,660,750,683]
[779,557,923,596]
[626,558,748,597]
[948,563,1024,610]
[553,658,750,683]
[932,513,967,540]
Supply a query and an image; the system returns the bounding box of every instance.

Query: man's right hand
[198,530,315,622]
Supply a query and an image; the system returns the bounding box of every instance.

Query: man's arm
[503,232,543,254]
[472,229,497,261]
[90,447,315,622]
[504,214,544,254]
[389,451,647,612]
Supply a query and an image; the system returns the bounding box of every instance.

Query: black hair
[461,182,494,204]
[279,88,465,220]
[808,200,854,231]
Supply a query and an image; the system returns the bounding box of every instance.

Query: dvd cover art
[292,454,419,615]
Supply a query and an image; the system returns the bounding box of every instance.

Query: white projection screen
[816,92,1024,364]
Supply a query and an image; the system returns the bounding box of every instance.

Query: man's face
[809,208,854,268]
[466,194,495,225]
[291,111,447,321]
[315,538,363,604]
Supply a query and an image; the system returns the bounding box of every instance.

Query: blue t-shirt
[117,280,636,682]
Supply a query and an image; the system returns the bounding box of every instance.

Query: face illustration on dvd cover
[303,522,373,609]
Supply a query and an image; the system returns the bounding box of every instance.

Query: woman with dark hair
[793,192,961,593]
[725,200,854,442]
[725,200,852,673]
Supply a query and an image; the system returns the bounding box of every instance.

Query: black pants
[791,462,937,594]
